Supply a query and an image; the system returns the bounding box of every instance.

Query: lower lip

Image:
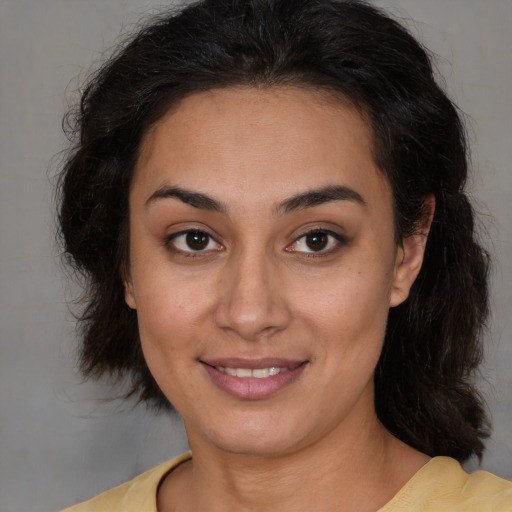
[202,363,307,400]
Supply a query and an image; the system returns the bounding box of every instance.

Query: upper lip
[201,357,307,370]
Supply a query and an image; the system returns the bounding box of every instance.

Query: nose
[213,249,291,341]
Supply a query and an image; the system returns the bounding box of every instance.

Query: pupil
[306,232,328,251]
[186,232,208,250]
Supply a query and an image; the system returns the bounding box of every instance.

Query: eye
[167,230,222,254]
[286,229,344,255]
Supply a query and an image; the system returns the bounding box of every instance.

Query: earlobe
[124,281,137,310]
[390,195,435,307]
[121,265,137,310]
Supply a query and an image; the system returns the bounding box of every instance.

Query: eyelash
[285,229,346,257]
[165,229,222,257]
[164,228,346,258]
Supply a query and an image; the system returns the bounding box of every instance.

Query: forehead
[132,86,392,213]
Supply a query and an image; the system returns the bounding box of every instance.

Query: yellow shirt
[62,453,512,511]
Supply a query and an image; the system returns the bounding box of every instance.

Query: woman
[59,0,512,510]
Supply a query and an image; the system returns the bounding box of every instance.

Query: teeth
[252,368,269,378]
[217,366,288,378]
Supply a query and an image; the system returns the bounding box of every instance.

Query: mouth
[215,365,292,378]
[200,358,308,399]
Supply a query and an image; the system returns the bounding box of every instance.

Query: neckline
[155,454,461,512]
[377,456,462,511]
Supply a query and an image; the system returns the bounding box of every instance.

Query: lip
[201,358,308,400]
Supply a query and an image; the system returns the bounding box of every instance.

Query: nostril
[213,296,291,341]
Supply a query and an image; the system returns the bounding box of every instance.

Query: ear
[121,263,137,310]
[390,195,435,307]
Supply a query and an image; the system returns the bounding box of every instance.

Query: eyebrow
[145,184,365,215]
[275,185,366,215]
[145,185,228,214]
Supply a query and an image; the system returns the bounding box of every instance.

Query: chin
[212,431,301,458]
[187,406,322,458]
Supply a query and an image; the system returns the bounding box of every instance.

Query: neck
[158,403,429,512]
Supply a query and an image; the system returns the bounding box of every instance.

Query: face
[125,87,427,457]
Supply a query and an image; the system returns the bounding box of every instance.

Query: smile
[215,366,289,378]
[202,359,307,399]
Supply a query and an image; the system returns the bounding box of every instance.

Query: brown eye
[186,231,209,250]
[286,229,344,255]
[305,232,328,251]
[167,230,222,254]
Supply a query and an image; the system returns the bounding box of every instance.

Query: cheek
[128,235,213,342]
[132,277,210,408]
[295,250,395,387]
[135,278,206,348]
[302,258,394,334]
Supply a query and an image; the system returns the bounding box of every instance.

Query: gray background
[0,1,510,511]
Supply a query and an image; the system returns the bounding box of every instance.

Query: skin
[124,87,433,512]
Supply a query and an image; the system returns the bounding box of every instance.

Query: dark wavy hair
[58,0,490,462]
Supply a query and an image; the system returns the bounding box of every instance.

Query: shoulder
[380,456,512,511]
[461,463,512,510]
[61,452,192,512]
